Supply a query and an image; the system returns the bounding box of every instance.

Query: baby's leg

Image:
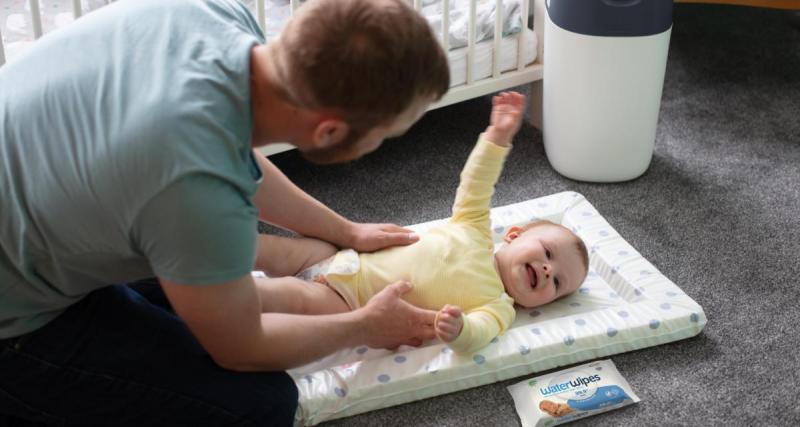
[255,234,338,277]
[254,276,350,315]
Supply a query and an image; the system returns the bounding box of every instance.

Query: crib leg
[527,79,543,131]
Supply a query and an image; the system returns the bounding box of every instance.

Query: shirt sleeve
[449,136,511,234]
[447,293,516,354]
[131,173,258,285]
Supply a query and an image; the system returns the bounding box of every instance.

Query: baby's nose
[543,264,551,279]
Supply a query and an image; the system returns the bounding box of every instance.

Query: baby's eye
[554,277,560,289]
[545,249,551,259]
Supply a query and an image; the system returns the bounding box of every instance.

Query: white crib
[0,0,545,156]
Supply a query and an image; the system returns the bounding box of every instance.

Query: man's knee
[241,371,299,426]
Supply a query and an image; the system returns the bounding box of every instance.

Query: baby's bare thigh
[255,276,349,315]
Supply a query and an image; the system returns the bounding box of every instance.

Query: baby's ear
[503,226,523,243]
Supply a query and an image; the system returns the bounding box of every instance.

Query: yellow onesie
[300,136,515,354]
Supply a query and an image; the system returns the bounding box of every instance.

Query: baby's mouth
[527,264,538,289]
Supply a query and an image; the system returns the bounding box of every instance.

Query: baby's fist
[435,304,464,343]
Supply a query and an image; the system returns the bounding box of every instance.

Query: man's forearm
[252,150,353,246]
[230,310,366,372]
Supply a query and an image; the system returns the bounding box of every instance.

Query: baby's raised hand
[435,304,464,343]
[485,91,526,147]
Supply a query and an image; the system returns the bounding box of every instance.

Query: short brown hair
[270,0,450,134]
[521,220,590,272]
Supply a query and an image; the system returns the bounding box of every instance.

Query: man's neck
[249,44,300,147]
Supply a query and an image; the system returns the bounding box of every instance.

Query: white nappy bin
[543,0,673,182]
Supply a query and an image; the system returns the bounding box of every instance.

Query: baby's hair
[268,0,449,137]
[519,220,589,273]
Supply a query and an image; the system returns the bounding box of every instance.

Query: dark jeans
[0,279,298,426]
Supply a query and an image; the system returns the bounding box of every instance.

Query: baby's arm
[255,234,338,277]
[435,298,515,354]
[450,92,526,228]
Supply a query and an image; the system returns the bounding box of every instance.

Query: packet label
[507,360,640,426]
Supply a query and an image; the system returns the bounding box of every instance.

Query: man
[0,0,450,424]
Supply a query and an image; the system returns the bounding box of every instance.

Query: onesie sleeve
[446,293,516,354]
[449,136,511,234]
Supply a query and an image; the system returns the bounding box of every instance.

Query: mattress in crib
[289,192,707,425]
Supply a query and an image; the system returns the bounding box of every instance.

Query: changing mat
[288,191,707,425]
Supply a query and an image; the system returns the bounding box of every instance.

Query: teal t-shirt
[0,0,266,338]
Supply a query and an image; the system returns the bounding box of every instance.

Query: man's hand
[357,281,436,349]
[484,91,526,147]
[435,304,464,342]
[346,222,419,253]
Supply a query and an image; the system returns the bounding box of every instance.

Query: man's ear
[504,226,523,243]
[312,119,349,148]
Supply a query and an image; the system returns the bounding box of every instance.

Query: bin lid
[546,0,672,37]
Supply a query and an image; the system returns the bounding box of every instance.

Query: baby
[258,92,589,354]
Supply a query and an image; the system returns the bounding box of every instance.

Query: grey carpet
[265,4,800,425]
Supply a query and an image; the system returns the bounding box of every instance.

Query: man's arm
[160,274,436,371]
[252,151,351,245]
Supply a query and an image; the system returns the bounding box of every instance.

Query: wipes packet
[507,359,640,426]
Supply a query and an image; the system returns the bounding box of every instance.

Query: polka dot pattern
[291,193,706,419]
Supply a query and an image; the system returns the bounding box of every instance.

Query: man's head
[261,0,450,163]
[494,220,589,308]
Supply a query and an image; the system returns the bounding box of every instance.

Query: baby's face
[495,225,586,308]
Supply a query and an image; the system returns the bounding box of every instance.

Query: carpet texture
[265,4,800,425]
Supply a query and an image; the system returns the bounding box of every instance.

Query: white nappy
[296,249,361,310]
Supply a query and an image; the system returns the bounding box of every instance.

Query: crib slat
[493,0,502,78]
[442,0,450,52]
[73,0,82,19]
[467,0,477,85]
[290,0,300,12]
[517,0,529,71]
[413,0,422,11]
[28,0,43,39]
[0,27,6,67]
[256,0,266,32]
